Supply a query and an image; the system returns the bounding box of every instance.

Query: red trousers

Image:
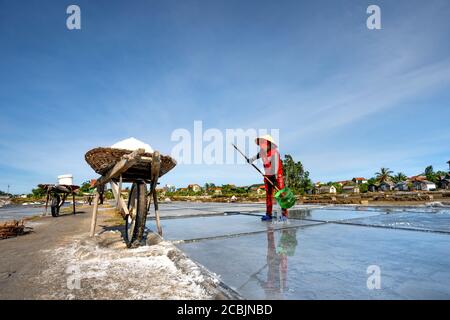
[264,175,288,217]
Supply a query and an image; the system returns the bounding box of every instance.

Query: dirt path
[0,206,232,300]
[0,208,95,299]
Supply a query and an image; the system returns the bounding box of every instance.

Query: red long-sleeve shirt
[255,148,285,189]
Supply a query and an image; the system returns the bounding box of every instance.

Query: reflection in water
[251,225,298,299]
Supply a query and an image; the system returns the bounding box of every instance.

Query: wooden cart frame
[89,148,163,247]
[40,184,79,217]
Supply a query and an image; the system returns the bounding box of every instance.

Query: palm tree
[425,165,435,181]
[392,172,407,183]
[375,167,393,183]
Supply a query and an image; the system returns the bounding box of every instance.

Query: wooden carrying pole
[89,148,145,237]
[89,192,100,237]
[232,143,280,191]
[151,151,162,236]
[110,180,130,218]
[72,192,76,214]
[118,175,123,209]
[44,190,50,216]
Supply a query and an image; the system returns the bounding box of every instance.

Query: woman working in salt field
[248,135,288,221]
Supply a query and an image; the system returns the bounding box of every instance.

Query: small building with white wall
[342,185,360,194]
[317,185,337,194]
[413,180,436,191]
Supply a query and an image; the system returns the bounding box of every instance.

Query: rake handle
[232,144,280,192]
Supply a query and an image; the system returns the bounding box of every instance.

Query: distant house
[368,184,379,192]
[379,181,395,192]
[413,180,436,191]
[187,184,202,192]
[342,185,359,194]
[409,175,427,182]
[316,185,337,194]
[248,184,265,195]
[394,181,409,191]
[163,184,176,192]
[337,180,352,186]
[352,177,368,185]
[213,187,223,195]
[443,179,450,190]
[438,177,450,190]
[256,185,266,195]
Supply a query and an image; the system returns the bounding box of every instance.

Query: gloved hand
[248,155,258,163]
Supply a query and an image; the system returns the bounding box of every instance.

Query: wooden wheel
[125,180,148,247]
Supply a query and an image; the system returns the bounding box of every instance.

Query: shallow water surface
[165,206,450,299]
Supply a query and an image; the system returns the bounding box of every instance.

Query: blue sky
[1,0,450,194]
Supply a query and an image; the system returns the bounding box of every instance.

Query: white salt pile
[111,137,154,153]
[38,232,220,299]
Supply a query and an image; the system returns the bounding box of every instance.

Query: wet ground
[3,201,450,299]
[0,205,47,221]
[0,206,228,300]
[145,203,450,300]
[0,201,266,222]
[0,203,76,221]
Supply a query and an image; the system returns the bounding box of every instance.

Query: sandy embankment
[0,205,233,300]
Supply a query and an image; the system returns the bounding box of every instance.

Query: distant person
[248,135,288,221]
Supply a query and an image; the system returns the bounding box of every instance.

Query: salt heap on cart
[85,137,177,247]
[111,137,154,153]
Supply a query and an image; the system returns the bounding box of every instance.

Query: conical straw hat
[255,134,277,147]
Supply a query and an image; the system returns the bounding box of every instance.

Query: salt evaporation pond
[148,204,450,300]
[0,203,75,221]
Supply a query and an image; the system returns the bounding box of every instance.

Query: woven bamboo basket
[85,147,177,181]
[38,184,80,193]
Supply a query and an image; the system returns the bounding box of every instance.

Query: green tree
[330,182,343,193]
[104,190,115,200]
[221,184,237,196]
[31,186,46,199]
[235,187,248,194]
[425,165,435,182]
[79,181,93,194]
[424,166,447,183]
[435,171,448,178]
[204,182,216,194]
[301,171,314,193]
[375,168,393,183]
[359,183,369,193]
[392,172,407,183]
[283,154,312,194]
[430,171,447,184]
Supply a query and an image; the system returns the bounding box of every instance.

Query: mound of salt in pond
[111,137,153,153]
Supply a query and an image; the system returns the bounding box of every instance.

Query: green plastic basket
[274,187,296,209]
[276,229,298,256]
